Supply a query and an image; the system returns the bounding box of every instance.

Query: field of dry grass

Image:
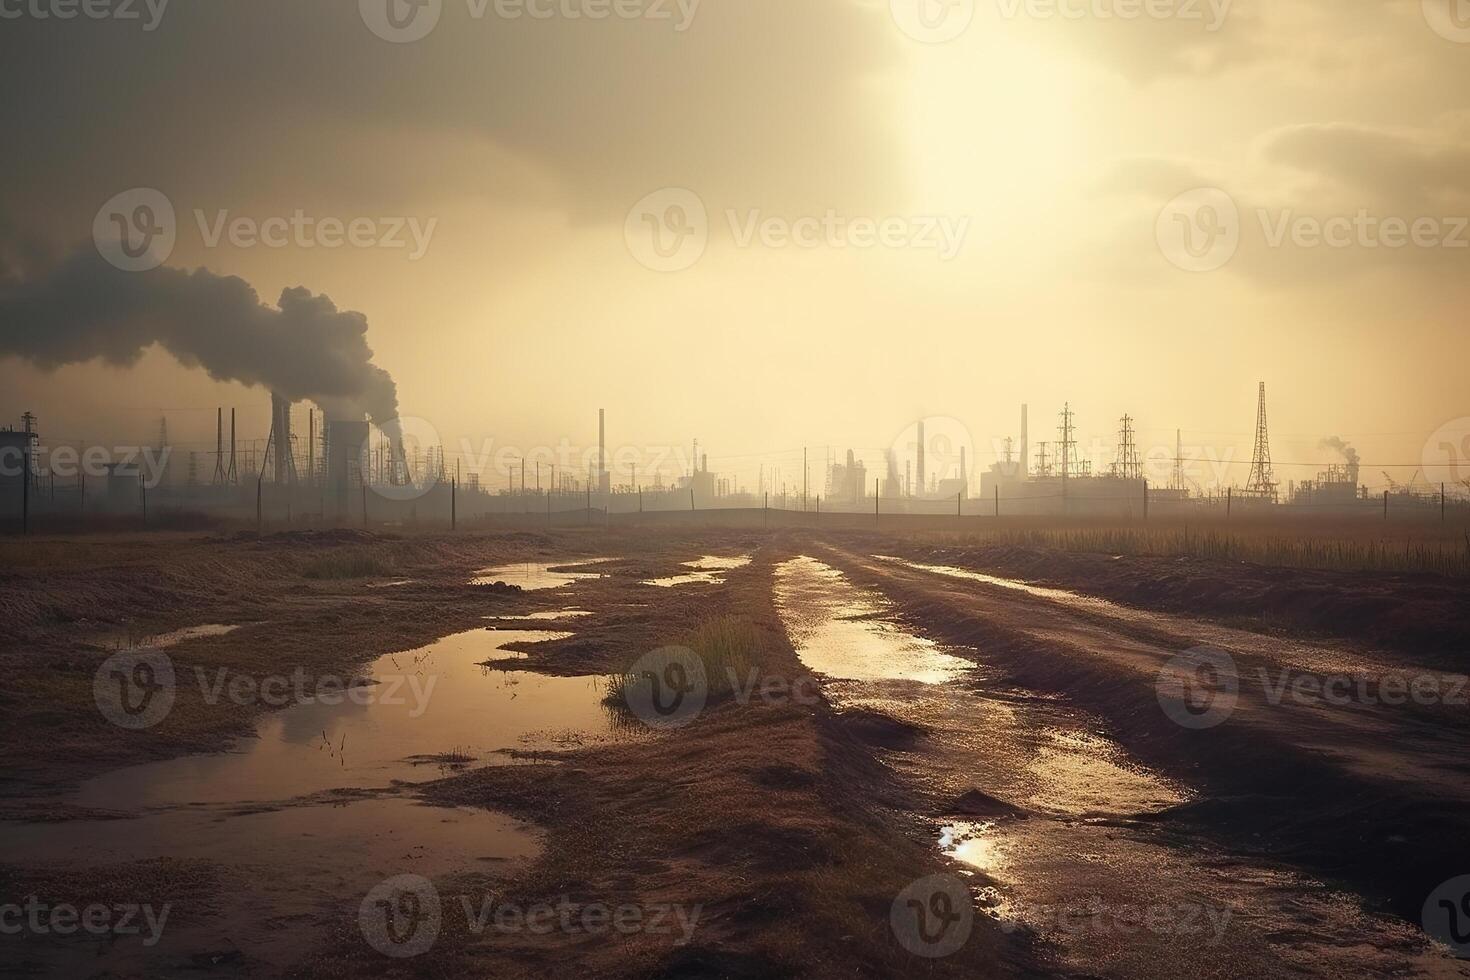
[908,515,1470,577]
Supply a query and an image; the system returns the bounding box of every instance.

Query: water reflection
[643,555,752,588]
[470,559,611,589]
[774,556,972,684]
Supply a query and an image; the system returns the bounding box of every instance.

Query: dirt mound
[835,709,926,749]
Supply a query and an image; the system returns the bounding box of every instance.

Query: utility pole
[20,421,31,536]
[451,478,457,530]
[1173,428,1184,492]
[1059,403,1076,515]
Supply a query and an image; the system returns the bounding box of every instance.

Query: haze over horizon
[3,0,1467,491]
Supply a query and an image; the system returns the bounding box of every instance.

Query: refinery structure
[1,384,1462,530]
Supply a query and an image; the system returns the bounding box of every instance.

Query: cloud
[0,247,399,424]
[0,0,906,235]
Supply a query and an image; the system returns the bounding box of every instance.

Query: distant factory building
[0,428,32,523]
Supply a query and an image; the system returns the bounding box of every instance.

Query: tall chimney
[271,393,294,485]
[598,409,605,479]
[916,419,926,497]
[1020,404,1029,478]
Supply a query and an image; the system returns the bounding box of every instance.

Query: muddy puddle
[76,629,615,808]
[1,797,536,973]
[0,628,621,971]
[487,609,594,622]
[777,555,1447,977]
[94,622,242,650]
[775,556,971,684]
[470,558,611,590]
[875,555,1121,612]
[643,555,752,588]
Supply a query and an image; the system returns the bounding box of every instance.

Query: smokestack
[1020,404,1029,478]
[0,247,402,432]
[960,446,967,488]
[916,419,926,497]
[271,393,294,485]
[598,409,605,478]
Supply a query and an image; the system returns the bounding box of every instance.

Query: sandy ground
[0,525,1466,977]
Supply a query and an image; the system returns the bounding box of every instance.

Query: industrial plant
[2,384,1461,532]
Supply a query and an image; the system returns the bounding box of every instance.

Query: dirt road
[799,538,1470,975]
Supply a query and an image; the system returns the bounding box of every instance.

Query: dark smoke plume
[0,246,399,426]
[1319,436,1360,467]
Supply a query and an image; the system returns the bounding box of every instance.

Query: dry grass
[299,551,392,579]
[604,614,760,707]
[921,519,1470,577]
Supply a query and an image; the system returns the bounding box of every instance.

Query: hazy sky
[2,0,1467,491]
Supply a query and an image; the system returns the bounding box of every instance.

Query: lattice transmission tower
[1244,382,1277,500]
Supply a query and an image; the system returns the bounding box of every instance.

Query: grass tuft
[300,551,392,580]
[605,614,760,709]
